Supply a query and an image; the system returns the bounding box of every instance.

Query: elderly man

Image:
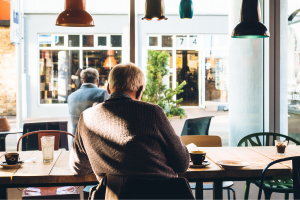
[68,68,108,136]
[69,63,189,180]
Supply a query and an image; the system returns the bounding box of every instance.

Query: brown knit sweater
[69,93,189,181]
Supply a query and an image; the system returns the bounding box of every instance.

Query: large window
[38,34,123,104]
[146,34,228,107]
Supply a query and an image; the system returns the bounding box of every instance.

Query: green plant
[142,50,186,119]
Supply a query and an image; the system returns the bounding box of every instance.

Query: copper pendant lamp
[231,0,269,38]
[103,50,117,70]
[142,0,167,21]
[56,0,95,27]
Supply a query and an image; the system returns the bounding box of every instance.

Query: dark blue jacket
[68,84,108,135]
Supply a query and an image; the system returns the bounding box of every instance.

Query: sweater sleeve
[69,114,93,176]
[154,106,190,173]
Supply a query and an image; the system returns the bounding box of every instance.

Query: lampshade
[56,0,94,27]
[231,0,269,38]
[0,116,11,132]
[142,0,167,21]
[179,0,193,19]
[103,50,117,70]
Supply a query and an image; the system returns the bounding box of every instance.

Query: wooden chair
[238,132,300,200]
[181,135,236,200]
[17,130,80,200]
[258,156,300,200]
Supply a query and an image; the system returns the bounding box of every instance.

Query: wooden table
[0,129,23,151]
[0,147,297,200]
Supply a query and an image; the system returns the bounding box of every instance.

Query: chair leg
[227,189,231,200]
[284,192,289,200]
[229,188,236,200]
[263,190,272,200]
[244,181,251,200]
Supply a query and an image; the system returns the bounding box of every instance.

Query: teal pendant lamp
[232,0,269,38]
[142,0,167,21]
[179,0,193,19]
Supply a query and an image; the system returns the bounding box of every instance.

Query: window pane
[149,37,158,46]
[162,35,173,47]
[55,36,64,46]
[82,35,94,47]
[82,50,122,89]
[205,50,228,102]
[189,35,199,48]
[39,50,80,104]
[39,35,51,47]
[111,35,122,47]
[176,35,187,48]
[68,35,80,47]
[98,36,107,46]
[176,50,199,106]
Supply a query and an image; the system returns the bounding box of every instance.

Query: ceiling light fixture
[56,0,94,27]
[142,0,167,21]
[232,0,269,38]
[179,0,193,19]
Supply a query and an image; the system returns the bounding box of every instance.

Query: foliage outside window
[142,50,186,119]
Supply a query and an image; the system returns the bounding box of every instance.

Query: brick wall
[0,26,16,116]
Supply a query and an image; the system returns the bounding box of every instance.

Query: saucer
[189,160,210,168]
[0,161,24,169]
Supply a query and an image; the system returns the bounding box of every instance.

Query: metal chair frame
[258,156,300,200]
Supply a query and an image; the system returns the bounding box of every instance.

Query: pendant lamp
[142,0,167,21]
[231,0,269,38]
[103,50,117,70]
[56,0,94,27]
[179,0,193,19]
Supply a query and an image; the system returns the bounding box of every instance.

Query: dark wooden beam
[130,0,135,63]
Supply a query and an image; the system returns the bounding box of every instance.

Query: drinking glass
[41,136,54,162]
[275,140,288,155]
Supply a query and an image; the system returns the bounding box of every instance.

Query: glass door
[176,50,199,106]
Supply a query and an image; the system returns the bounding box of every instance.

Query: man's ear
[136,86,144,100]
[81,80,83,84]
[107,83,111,94]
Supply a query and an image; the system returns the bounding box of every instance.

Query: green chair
[237,132,300,200]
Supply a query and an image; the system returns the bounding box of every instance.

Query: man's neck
[113,90,137,100]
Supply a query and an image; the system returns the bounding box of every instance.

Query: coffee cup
[190,151,206,165]
[5,153,19,165]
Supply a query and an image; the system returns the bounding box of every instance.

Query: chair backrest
[89,174,195,200]
[258,156,300,200]
[17,130,74,151]
[237,132,300,147]
[181,116,214,136]
[22,122,69,151]
[180,135,222,147]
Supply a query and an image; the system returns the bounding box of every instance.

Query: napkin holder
[0,116,11,132]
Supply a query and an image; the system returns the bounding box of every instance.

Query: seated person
[69,63,189,180]
[68,68,108,136]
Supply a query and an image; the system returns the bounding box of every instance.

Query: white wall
[24,14,129,117]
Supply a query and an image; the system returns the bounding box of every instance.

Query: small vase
[0,116,11,132]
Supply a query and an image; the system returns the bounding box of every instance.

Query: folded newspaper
[186,143,198,152]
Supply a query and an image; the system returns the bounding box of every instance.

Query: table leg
[0,187,7,200]
[213,181,223,200]
[195,181,203,200]
[0,134,7,152]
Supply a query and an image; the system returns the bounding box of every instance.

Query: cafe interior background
[0,0,300,156]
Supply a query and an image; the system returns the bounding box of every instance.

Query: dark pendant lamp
[179,0,193,19]
[142,0,167,21]
[56,0,95,27]
[231,0,269,38]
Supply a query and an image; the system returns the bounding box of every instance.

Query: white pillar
[228,0,264,146]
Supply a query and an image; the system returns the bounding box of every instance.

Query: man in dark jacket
[68,68,108,136]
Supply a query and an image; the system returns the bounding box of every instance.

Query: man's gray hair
[108,63,145,92]
[81,68,99,84]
